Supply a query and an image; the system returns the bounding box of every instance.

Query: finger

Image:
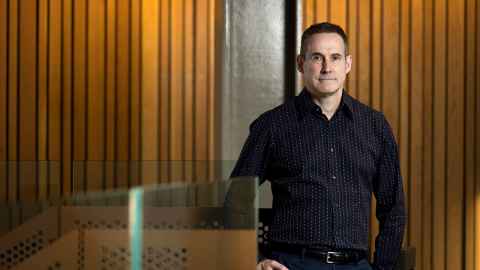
[267,260,289,270]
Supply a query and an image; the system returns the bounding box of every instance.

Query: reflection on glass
[0,161,258,270]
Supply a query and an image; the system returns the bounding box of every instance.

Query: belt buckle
[325,251,336,264]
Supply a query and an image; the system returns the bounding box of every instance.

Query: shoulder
[249,98,298,129]
[345,94,389,135]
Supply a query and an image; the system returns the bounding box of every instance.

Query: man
[231,22,406,270]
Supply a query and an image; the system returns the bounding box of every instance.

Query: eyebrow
[309,52,345,57]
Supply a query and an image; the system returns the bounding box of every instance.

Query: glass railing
[0,161,258,270]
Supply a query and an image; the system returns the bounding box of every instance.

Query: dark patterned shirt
[231,89,406,270]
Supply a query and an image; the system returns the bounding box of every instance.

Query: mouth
[318,78,336,81]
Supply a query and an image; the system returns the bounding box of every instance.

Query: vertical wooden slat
[48,0,62,198]
[314,0,328,23]
[382,0,399,134]
[195,0,208,182]
[87,0,106,191]
[369,0,381,254]
[464,0,476,269]
[171,0,184,183]
[37,0,48,200]
[329,0,346,30]
[130,0,141,186]
[105,0,116,190]
[62,0,73,195]
[476,1,480,267]
[0,0,8,202]
[19,0,38,201]
[184,0,194,183]
[142,0,159,184]
[398,0,409,246]
[116,0,131,188]
[303,0,314,28]
[208,0,216,181]
[410,0,424,266]
[370,0,381,111]
[432,0,447,268]
[357,0,370,105]
[422,0,434,269]
[159,0,170,182]
[8,0,19,202]
[475,0,480,266]
[73,0,87,192]
[446,0,465,269]
[345,0,357,98]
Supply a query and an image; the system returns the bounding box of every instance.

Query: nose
[321,59,332,73]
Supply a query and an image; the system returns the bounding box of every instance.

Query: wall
[302,0,480,269]
[0,0,217,201]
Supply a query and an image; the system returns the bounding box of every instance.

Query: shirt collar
[295,88,354,120]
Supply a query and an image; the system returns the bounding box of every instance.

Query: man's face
[297,33,352,97]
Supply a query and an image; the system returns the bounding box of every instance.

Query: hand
[256,259,289,270]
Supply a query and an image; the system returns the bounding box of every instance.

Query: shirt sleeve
[230,113,273,185]
[372,115,407,270]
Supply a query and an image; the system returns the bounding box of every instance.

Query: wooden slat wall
[0,0,217,201]
[303,1,479,270]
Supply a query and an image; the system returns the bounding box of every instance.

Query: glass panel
[0,161,258,270]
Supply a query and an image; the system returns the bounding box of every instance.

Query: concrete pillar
[218,0,301,206]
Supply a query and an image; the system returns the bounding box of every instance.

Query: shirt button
[330,147,334,153]
[331,175,336,180]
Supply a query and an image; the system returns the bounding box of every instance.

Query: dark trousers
[269,250,373,270]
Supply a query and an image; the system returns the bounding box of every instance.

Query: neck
[310,88,343,120]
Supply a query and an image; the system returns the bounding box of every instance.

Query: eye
[332,55,342,61]
[311,55,322,61]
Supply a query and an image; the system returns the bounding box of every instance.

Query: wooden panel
[446,0,465,269]
[356,0,370,105]
[8,0,19,202]
[476,2,480,268]
[48,0,62,197]
[195,0,208,182]
[303,1,479,269]
[382,0,399,135]
[0,0,8,202]
[303,0,314,28]
[369,0,381,253]
[170,0,184,182]
[422,0,434,269]
[62,0,73,195]
[73,0,87,192]
[432,0,447,269]
[116,0,131,188]
[409,0,424,266]
[87,0,106,190]
[329,0,346,30]
[130,0,141,186]
[398,0,409,246]
[141,0,160,184]
[464,0,476,269]
[208,0,216,181]
[18,0,38,201]
[0,0,218,198]
[345,0,357,98]
[105,0,116,191]
[314,0,328,23]
[184,0,194,183]
[159,0,170,183]
[370,0,381,111]
[37,0,48,200]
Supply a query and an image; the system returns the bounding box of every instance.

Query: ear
[345,54,352,74]
[296,55,304,73]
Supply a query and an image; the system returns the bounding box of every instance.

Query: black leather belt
[269,242,367,264]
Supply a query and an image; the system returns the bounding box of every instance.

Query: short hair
[300,22,349,56]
